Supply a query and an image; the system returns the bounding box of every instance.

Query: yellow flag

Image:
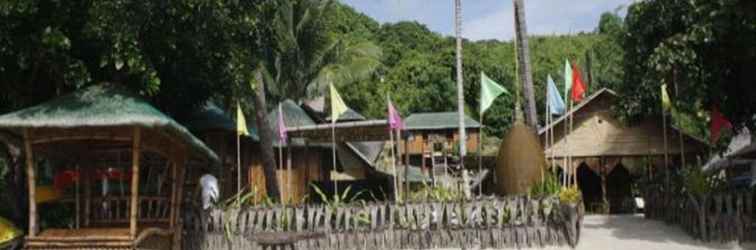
[661,84,673,112]
[236,102,249,136]
[329,84,348,123]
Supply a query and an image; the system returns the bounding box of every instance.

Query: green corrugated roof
[181,101,259,140]
[0,83,219,164]
[404,112,481,130]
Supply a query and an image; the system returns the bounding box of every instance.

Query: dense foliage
[619,0,756,136]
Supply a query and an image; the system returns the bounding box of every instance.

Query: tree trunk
[0,132,27,228]
[253,70,281,200]
[513,0,538,129]
[454,0,467,163]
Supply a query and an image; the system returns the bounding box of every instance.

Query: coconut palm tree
[513,0,538,128]
[249,0,382,200]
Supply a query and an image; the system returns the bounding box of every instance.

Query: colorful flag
[571,63,586,103]
[329,83,348,123]
[710,107,733,143]
[660,84,673,112]
[479,71,509,114]
[547,75,566,115]
[564,59,572,103]
[277,104,287,142]
[387,98,404,130]
[236,102,249,136]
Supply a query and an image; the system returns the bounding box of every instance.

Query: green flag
[329,83,348,123]
[480,71,509,114]
[564,59,572,103]
[661,84,673,112]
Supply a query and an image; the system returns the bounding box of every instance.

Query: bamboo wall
[248,147,323,204]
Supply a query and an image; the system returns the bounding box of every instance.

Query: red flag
[710,107,732,143]
[571,63,586,103]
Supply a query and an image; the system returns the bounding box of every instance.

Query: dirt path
[548,214,756,250]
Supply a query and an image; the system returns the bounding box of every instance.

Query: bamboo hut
[539,88,707,212]
[0,83,219,249]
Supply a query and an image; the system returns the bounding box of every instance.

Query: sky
[340,0,634,41]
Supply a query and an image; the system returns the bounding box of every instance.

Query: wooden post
[403,130,409,198]
[172,154,186,250]
[24,129,37,237]
[130,127,141,238]
[169,162,177,228]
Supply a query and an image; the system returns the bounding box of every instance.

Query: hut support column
[130,127,141,238]
[24,129,37,237]
[171,154,186,250]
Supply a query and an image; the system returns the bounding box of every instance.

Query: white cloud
[464,0,632,41]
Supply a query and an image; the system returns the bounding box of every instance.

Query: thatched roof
[302,96,366,122]
[404,112,481,130]
[703,128,754,172]
[182,101,259,140]
[0,83,219,164]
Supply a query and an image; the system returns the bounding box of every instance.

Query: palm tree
[249,0,382,200]
[513,0,538,128]
[261,0,382,102]
[454,0,470,198]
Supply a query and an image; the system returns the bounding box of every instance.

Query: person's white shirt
[199,174,219,209]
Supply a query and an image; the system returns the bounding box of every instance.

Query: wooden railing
[182,196,583,250]
[644,186,755,242]
[88,196,171,225]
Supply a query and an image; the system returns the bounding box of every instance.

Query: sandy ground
[441,214,756,250]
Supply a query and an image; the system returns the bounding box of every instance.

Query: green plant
[408,184,462,202]
[558,187,582,204]
[681,167,716,196]
[310,184,366,209]
[529,170,561,197]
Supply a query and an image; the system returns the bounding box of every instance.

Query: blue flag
[547,75,566,115]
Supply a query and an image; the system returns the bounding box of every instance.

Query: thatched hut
[0,83,219,249]
[539,88,708,212]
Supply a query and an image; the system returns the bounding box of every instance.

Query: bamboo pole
[389,126,399,202]
[24,129,37,237]
[402,129,409,199]
[478,113,484,196]
[171,154,186,250]
[75,164,80,229]
[130,127,141,238]
[237,131,242,205]
[169,162,177,228]
[332,123,338,196]
[569,100,575,187]
[278,137,284,203]
[286,140,292,204]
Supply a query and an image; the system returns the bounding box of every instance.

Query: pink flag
[277,105,287,142]
[388,101,404,130]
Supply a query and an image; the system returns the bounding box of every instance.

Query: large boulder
[495,121,546,195]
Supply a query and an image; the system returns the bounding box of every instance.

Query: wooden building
[539,88,708,212]
[183,100,391,204]
[0,83,219,249]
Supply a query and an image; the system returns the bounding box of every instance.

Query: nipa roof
[0,83,219,164]
[404,112,481,130]
[182,101,259,140]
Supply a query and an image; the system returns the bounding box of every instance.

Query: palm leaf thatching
[0,82,219,164]
[495,121,545,195]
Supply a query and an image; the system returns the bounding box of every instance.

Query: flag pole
[332,122,338,196]
[478,112,484,197]
[281,104,292,205]
[662,97,669,188]
[237,126,241,205]
[569,99,574,187]
[389,124,399,202]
